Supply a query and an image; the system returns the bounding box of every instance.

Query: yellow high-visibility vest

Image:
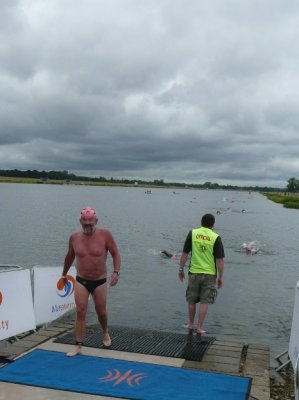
[190,227,218,275]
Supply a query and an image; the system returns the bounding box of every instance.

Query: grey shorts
[186,273,217,304]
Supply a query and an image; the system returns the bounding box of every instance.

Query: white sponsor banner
[33,266,76,326]
[0,268,36,340]
[289,281,299,368]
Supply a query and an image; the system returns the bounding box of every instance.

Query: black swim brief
[76,276,107,294]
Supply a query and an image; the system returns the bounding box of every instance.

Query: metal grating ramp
[54,325,215,361]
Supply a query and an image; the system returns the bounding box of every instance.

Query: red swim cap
[80,207,97,219]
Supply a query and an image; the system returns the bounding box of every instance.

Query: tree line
[0,168,287,192]
[287,178,299,192]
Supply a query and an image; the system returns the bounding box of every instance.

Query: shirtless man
[61,207,121,356]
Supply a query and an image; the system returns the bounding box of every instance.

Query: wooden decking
[184,340,270,400]
[0,318,270,400]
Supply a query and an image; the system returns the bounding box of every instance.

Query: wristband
[179,268,184,272]
[113,271,120,276]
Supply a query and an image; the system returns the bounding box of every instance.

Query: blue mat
[0,349,251,400]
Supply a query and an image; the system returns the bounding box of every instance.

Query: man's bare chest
[73,236,106,258]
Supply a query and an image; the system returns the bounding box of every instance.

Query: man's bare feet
[66,345,82,357]
[67,341,83,356]
[103,332,111,347]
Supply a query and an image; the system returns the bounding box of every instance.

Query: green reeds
[263,193,299,209]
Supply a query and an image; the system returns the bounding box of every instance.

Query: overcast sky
[1,0,299,187]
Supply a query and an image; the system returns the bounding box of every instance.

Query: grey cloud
[0,0,299,187]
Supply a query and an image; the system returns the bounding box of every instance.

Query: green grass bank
[262,192,299,209]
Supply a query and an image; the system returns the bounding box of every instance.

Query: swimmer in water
[242,242,259,255]
[159,250,177,260]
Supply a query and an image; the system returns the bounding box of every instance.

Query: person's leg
[67,281,89,356]
[92,283,111,347]
[188,303,196,330]
[197,303,208,334]
[196,275,217,334]
[186,274,199,331]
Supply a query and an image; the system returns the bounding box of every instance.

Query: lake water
[1,183,298,366]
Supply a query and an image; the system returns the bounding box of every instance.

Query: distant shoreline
[0,175,284,192]
[0,176,187,189]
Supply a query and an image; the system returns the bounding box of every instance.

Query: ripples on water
[0,183,298,365]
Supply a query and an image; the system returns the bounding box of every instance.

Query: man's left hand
[109,272,119,286]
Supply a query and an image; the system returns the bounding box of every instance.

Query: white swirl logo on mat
[56,275,75,298]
